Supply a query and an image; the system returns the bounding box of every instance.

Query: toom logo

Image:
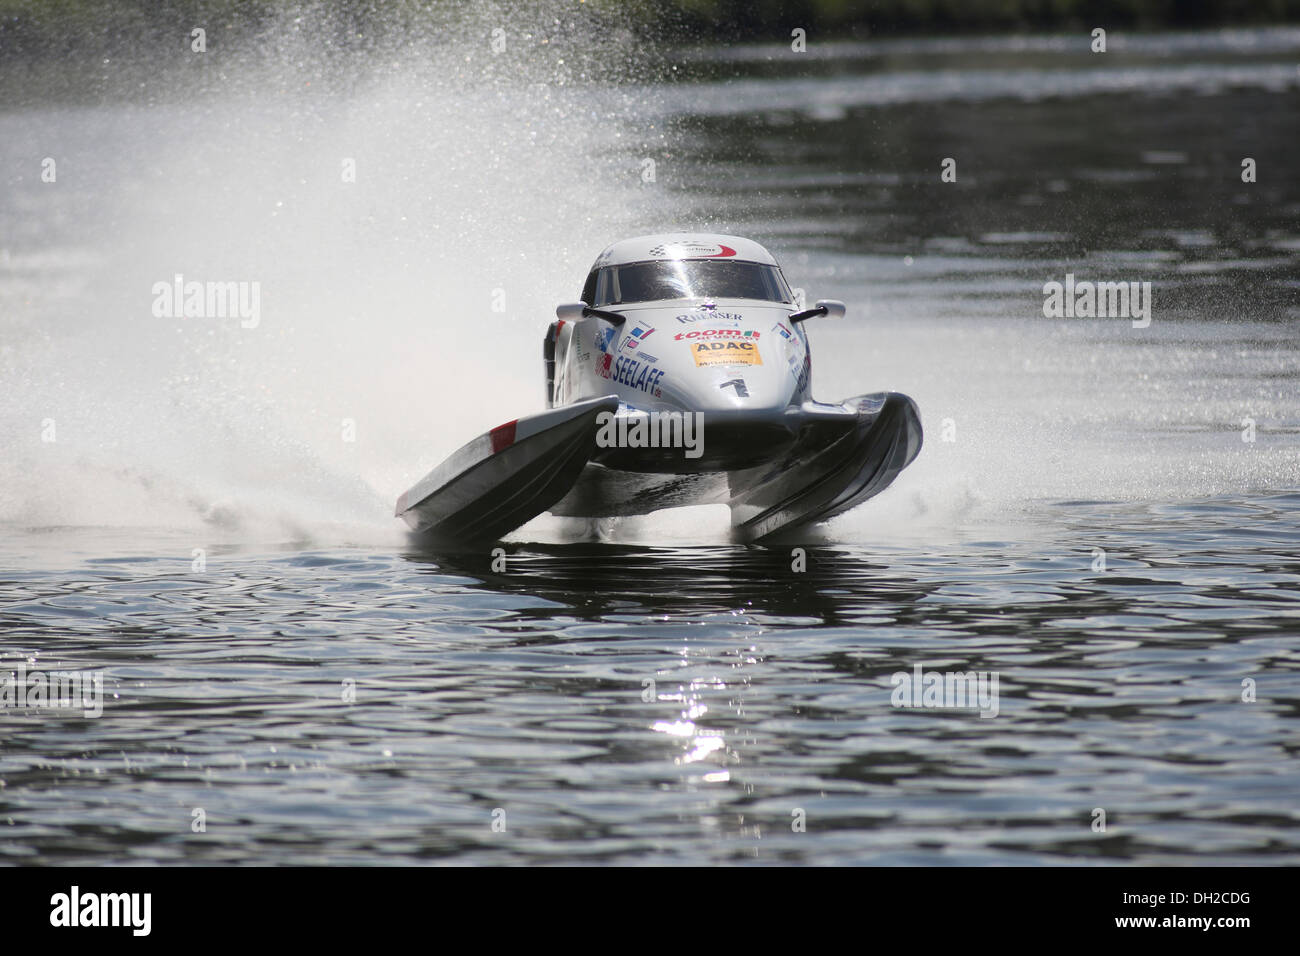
[649,241,737,258]
[691,340,762,367]
[674,329,760,341]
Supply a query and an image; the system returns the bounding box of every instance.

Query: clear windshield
[591,259,791,306]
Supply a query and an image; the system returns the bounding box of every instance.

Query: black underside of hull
[551,392,924,541]
[590,419,797,473]
[726,392,923,541]
[400,392,922,545]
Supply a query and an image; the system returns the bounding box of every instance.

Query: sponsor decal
[635,351,659,364]
[774,319,806,387]
[598,352,613,379]
[612,355,666,396]
[795,353,810,393]
[673,329,760,341]
[676,311,744,324]
[648,241,737,259]
[690,341,762,367]
[621,325,655,352]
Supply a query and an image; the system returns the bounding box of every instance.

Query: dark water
[1,26,1298,864]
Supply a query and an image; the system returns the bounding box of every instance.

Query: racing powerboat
[395,234,922,543]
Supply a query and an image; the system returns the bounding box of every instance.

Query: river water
[1,22,1298,864]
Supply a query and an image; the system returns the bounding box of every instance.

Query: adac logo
[648,241,737,259]
[690,340,762,367]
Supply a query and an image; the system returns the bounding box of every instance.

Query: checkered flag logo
[649,244,666,255]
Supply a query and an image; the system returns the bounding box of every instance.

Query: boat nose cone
[668,360,791,415]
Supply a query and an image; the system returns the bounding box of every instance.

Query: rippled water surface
[1,25,1298,864]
